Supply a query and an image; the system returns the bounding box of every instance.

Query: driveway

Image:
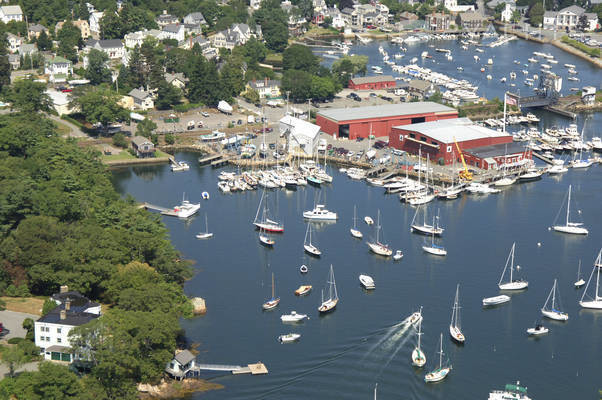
[0,310,38,341]
[0,361,39,378]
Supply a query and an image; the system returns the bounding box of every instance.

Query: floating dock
[139,203,178,217]
[199,154,222,165]
[195,362,268,375]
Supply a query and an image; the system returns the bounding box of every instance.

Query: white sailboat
[541,279,568,321]
[579,249,602,309]
[259,226,275,246]
[412,310,426,367]
[424,333,451,383]
[303,223,321,257]
[575,260,585,288]
[422,217,447,256]
[262,273,280,310]
[350,205,363,238]
[253,191,284,232]
[552,185,588,235]
[318,265,338,313]
[367,210,393,256]
[410,206,444,236]
[498,243,528,290]
[449,284,465,343]
[195,213,213,239]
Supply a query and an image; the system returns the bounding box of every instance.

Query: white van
[317,139,327,152]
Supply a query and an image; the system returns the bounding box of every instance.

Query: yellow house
[246,78,281,99]
[119,95,134,111]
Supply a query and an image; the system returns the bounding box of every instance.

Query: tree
[85,49,112,85]
[36,30,52,51]
[69,87,130,128]
[155,80,182,110]
[1,345,27,378]
[0,37,11,91]
[136,118,157,138]
[254,0,289,52]
[112,132,128,148]
[127,38,165,91]
[528,2,544,27]
[57,21,82,63]
[281,69,313,101]
[511,10,521,23]
[331,55,368,86]
[220,58,245,99]
[283,44,320,73]
[243,88,260,104]
[22,318,35,341]
[577,14,588,32]
[187,55,223,106]
[41,298,58,316]
[7,80,52,113]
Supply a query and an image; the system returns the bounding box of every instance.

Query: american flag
[505,95,517,106]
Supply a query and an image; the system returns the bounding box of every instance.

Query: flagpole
[503,92,507,134]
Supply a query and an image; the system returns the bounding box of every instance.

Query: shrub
[7,338,23,345]
[112,132,128,148]
[164,134,175,145]
[4,284,30,297]
[42,299,58,316]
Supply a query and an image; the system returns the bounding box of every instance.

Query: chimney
[65,300,71,311]
[163,10,167,15]
[60,285,68,294]
[60,310,66,320]
[264,77,268,86]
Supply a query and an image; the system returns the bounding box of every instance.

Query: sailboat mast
[438,333,443,369]
[566,185,571,226]
[509,243,515,282]
[551,279,557,309]
[417,320,422,349]
[376,210,381,243]
[271,273,275,298]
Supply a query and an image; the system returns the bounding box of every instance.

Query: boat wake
[364,316,413,358]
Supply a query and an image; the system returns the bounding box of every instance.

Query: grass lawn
[1,297,45,316]
[101,151,135,161]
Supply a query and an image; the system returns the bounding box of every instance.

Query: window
[57,328,62,334]
[45,327,50,332]
[447,145,452,153]
[40,326,45,331]
[431,141,438,146]
[420,136,427,142]
[57,338,62,343]
[409,133,415,139]
[46,337,51,341]
[399,134,404,142]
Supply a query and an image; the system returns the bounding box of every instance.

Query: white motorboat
[579,249,602,309]
[171,161,190,172]
[489,382,532,400]
[262,273,280,310]
[367,210,393,256]
[196,214,213,239]
[498,243,528,290]
[548,164,568,174]
[518,168,543,181]
[467,182,500,194]
[253,191,284,232]
[217,181,230,193]
[303,204,338,221]
[575,261,585,288]
[303,223,321,257]
[278,333,301,343]
[541,279,568,321]
[173,194,200,218]
[424,333,451,383]
[359,274,375,290]
[318,265,339,313]
[364,216,374,225]
[410,206,444,236]
[493,175,517,187]
[449,284,465,343]
[393,250,403,261]
[294,285,312,295]
[527,323,549,336]
[552,185,588,235]
[280,311,308,323]
[350,205,363,238]
[412,311,426,367]
[407,309,423,326]
[482,295,511,306]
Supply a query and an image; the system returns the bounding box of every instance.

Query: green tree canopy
[6,80,52,114]
[69,86,130,128]
[253,0,289,52]
[57,21,83,63]
[282,44,320,73]
[85,49,112,85]
[155,80,182,110]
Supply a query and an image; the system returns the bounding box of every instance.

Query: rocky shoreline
[138,379,223,399]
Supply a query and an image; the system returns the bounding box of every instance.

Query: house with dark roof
[34,285,101,363]
[165,72,188,89]
[28,24,48,40]
[408,79,436,99]
[166,350,198,380]
[184,12,207,26]
[86,38,125,59]
[128,88,154,111]
[459,12,486,30]
[131,135,155,157]
[156,10,179,27]
[162,23,185,42]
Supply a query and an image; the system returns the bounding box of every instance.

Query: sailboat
[195,213,213,239]
[259,226,275,246]
[303,223,321,257]
[411,308,426,367]
[262,273,280,310]
[552,185,588,235]
[449,284,465,343]
[424,333,451,383]
[350,205,363,238]
[541,279,568,321]
[570,122,593,168]
[575,260,585,288]
[253,191,284,233]
[422,217,447,256]
[410,206,444,236]
[498,243,528,290]
[318,265,338,313]
[367,210,393,256]
[579,249,602,309]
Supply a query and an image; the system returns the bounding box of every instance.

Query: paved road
[48,115,88,138]
[0,310,38,341]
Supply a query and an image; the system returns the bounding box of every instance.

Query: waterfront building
[581,86,596,105]
[131,136,156,157]
[425,13,452,31]
[280,115,321,155]
[348,75,396,91]
[316,102,457,140]
[390,117,530,170]
[166,350,198,380]
[442,0,475,13]
[460,12,487,30]
[543,6,598,31]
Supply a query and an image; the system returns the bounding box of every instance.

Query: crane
[453,137,473,181]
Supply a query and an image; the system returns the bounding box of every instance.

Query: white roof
[0,5,23,15]
[394,117,509,144]
[45,90,69,106]
[280,115,320,140]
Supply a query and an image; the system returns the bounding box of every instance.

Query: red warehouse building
[390,118,531,170]
[348,76,396,90]
[316,102,458,140]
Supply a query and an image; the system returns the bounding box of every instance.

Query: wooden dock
[195,362,268,375]
[211,156,231,167]
[366,165,388,177]
[532,151,554,165]
[139,203,178,217]
[199,154,222,165]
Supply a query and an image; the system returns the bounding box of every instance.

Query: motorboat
[294,285,312,296]
[498,243,528,290]
[548,164,568,174]
[482,295,511,306]
[424,333,451,383]
[196,214,213,239]
[359,274,375,290]
[364,216,374,225]
[489,382,532,400]
[217,181,230,193]
[467,182,500,194]
[411,310,426,367]
[173,194,200,218]
[318,265,339,313]
[526,324,549,336]
[307,175,322,186]
[303,224,321,257]
[579,249,602,309]
[280,311,308,323]
[541,279,568,321]
[518,168,543,181]
[393,250,403,261]
[449,285,465,343]
[493,175,517,187]
[262,273,280,310]
[407,309,423,326]
[171,161,190,172]
[278,333,301,343]
[552,185,588,235]
[303,204,338,221]
[367,210,393,257]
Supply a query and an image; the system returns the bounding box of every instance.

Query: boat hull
[425,367,451,383]
[411,224,443,236]
[423,246,447,256]
[541,309,568,321]
[411,348,426,367]
[483,295,511,306]
[552,225,588,235]
[303,213,338,221]
[294,286,312,296]
[527,327,549,336]
[499,281,528,290]
[262,298,280,310]
[579,300,602,309]
[350,229,363,238]
[318,299,338,313]
[304,245,321,257]
[359,275,375,290]
[196,233,213,239]
[367,243,393,256]
[449,325,465,343]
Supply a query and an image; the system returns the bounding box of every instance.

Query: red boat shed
[348,76,396,90]
[390,118,531,170]
[316,102,457,140]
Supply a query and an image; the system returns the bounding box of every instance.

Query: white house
[501,3,516,22]
[86,39,125,59]
[443,0,475,13]
[280,115,321,156]
[34,287,101,363]
[0,5,23,24]
[183,12,207,26]
[46,90,72,116]
[124,29,162,48]
[6,33,23,54]
[89,11,104,34]
[250,0,262,10]
[246,78,281,99]
[165,72,188,89]
[543,5,598,31]
[161,23,185,42]
[45,56,73,82]
[128,88,154,110]
[165,350,198,380]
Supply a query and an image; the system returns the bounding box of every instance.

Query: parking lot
[0,310,38,341]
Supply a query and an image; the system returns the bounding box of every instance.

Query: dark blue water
[112,149,602,398]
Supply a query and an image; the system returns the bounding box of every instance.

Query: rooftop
[318,102,455,123]
[394,118,509,144]
[38,309,99,326]
[466,141,528,159]
[0,5,23,14]
[174,350,196,365]
[350,75,395,85]
[132,135,154,146]
[128,88,151,100]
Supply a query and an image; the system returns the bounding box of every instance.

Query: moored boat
[359,274,375,290]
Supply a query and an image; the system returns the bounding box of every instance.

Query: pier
[366,165,388,177]
[198,154,222,165]
[192,362,268,375]
[139,202,178,217]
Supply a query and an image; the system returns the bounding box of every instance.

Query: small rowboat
[299,265,308,274]
[294,285,312,296]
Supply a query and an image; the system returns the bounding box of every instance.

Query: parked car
[269,143,276,149]
[237,119,243,125]
[369,93,377,97]
[353,96,362,102]
[391,148,405,156]
[201,111,209,117]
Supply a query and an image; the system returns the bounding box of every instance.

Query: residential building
[460,12,487,29]
[408,79,436,99]
[543,5,598,31]
[89,11,104,34]
[443,0,475,13]
[166,350,198,380]
[501,3,515,23]
[45,55,73,78]
[184,12,207,26]
[34,286,101,363]
[184,23,203,36]
[348,75,396,91]
[581,86,596,105]
[165,72,188,89]
[399,11,419,22]
[156,10,179,27]
[0,5,23,24]
[280,115,321,156]
[8,54,19,70]
[19,43,37,56]
[6,33,23,54]
[246,78,281,99]
[131,135,155,157]
[327,6,347,29]
[124,29,162,48]
[180,35,211,51]
[28,24,48,40]
[128,88,154,110]
[56,20,91,39]
[86,39,125,59]
[425,13,452,31]
[211,23,253,49]
[162,23,185,42]
[46,89,72,115]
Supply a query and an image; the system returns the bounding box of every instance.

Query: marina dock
[194,362,268,375]
[198,154,223,165]
[139,202,178,217]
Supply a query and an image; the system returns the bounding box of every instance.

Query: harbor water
[111,39,602,399]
